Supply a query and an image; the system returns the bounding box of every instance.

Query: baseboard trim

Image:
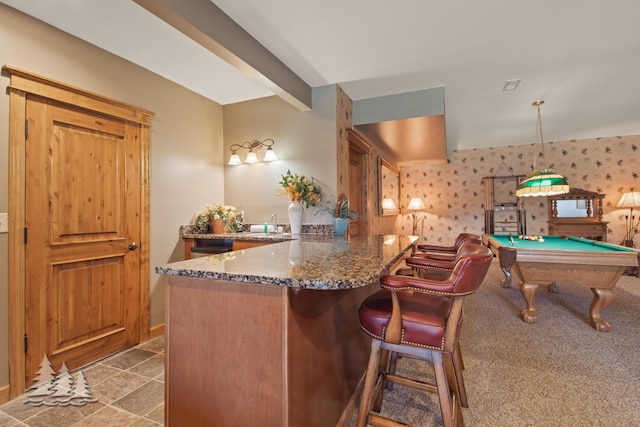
[149,323,164,339]
[0,383,10,405]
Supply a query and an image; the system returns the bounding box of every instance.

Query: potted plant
[318,192,359,236]
[193,202,245,234]
[278,170,322,234]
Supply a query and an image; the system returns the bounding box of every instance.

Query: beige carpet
[351,260,640,426]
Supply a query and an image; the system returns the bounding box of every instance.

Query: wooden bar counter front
[156,234,414,427]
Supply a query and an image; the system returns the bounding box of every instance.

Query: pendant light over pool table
[516,101,570,197]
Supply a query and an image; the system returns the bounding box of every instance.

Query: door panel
[25,95,141,384]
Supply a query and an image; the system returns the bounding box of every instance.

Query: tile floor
[0,336,165,427]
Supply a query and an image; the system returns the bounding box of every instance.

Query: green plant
[278,170,322,208]
[193,202,245,233]
[318,192,359,219]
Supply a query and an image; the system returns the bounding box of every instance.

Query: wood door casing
[347,130,370,237]
[5,66,153,397]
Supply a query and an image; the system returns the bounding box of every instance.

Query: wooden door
[348,146,366,237]
[24,95,142,384]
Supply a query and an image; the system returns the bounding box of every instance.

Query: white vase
[288,200,303,235]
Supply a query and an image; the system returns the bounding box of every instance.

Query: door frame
[347,129,370,236]
[4,66,153,398]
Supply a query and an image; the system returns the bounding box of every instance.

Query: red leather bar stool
[356,243,493,427]
[396,233,482,277]
[416,232,482,254]
[406,239,482,280]
[414,233,482,259]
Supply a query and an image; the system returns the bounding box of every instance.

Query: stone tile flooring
[0,336,165,427]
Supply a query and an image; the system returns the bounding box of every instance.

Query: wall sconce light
[381,198,400,216]
[228,138,277,165]
[617,190,640,247]
[407,197,426,235]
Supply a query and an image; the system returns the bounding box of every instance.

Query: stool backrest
[453,233,482,250]
[449,243,493,294]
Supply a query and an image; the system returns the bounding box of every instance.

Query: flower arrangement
[319,192,359,219]
[278,170,322,208]
[193,202,245,234]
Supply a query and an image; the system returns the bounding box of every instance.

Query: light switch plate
[0,213,7,233]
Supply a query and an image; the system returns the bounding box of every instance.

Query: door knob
[128,242,138,251]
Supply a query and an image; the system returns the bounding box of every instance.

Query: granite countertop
[156,234,417,290]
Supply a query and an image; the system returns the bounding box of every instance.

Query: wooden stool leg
[373,348,392,412]
[444,353,465,426]
[357,339,383,427]
[452,346,468,408]
[386,351,399,387]
[456,341,465,370]
[433,351,455,427]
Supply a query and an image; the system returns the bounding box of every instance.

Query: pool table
[483,234,640,332]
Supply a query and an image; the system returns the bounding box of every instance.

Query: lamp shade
[407,197,426,210]
[245,151,258,164]
[516,169,569,197]
[617,191,640,208]
[382,198,397,210]
[228,153,242,166]
[263,147,278,162]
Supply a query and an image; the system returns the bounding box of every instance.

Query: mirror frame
[377,157,400,216]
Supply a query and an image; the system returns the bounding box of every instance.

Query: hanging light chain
[533,100,547,170]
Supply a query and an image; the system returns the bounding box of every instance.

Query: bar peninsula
[156,234,416,427]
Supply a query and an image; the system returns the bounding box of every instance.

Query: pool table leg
[498,247,517,288]
[590,288,614,332]
[519,281,538,323]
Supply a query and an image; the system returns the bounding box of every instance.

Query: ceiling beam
[134,0,311,111]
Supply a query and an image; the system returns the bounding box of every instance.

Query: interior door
[24,94,142,384]
[348,146,366,237]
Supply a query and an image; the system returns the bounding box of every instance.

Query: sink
[241,233,292,239]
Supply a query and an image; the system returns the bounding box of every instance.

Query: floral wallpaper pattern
[400,134,640,246]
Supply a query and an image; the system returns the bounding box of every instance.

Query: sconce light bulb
[245,151,258,164]
[228,153,242,166]
[263,147,278,162]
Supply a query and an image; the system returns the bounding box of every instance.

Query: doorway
[347,130,370,237]
[5,67,152,397]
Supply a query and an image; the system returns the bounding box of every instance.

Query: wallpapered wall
[400,134,640,246]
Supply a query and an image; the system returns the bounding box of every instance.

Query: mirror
[378,157,400,216]
[555,200,589,218]
[548,188,604,220]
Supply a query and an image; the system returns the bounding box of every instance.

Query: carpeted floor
[351,259,640,426]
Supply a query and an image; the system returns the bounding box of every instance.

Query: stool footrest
[386,373,438,394]
[367,412,413,426]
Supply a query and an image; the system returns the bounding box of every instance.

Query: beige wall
[222,86,400,236]
[3,0,638,398]
[0,4,225,387]
[400,135,640,246]
[223,87,339,225]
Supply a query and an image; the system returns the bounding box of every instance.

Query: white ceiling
[3,0,640,153]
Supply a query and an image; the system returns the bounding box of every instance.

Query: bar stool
[414,233,482,259]
[357,243,492,427]
[406,239,481,280]
[396,233,482,277]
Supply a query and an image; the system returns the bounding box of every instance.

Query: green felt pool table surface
[488,234,636,252]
